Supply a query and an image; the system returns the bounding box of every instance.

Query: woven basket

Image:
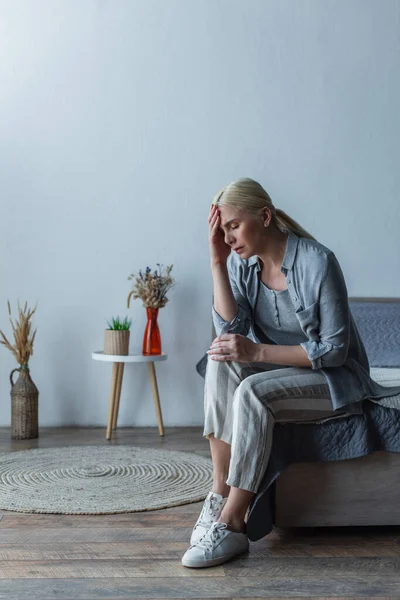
[10,366,39,440]
[104,330,130,355]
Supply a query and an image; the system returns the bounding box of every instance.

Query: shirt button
[288,279,291,284]
[294,296,297,301]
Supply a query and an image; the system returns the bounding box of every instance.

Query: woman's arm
[212,263,237,323]
[212,259,252,337]
[299,252,350,370]
[254,343,312,368]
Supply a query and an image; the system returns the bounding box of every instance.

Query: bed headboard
[348,298,400,368]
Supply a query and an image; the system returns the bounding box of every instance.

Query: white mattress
[370,367,400,387]
[369,368,400,409]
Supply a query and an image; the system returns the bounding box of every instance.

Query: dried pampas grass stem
[0,301,37,367]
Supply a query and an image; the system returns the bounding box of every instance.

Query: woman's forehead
[218,205,246,222]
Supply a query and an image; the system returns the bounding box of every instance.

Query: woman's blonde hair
[212,177,316,241]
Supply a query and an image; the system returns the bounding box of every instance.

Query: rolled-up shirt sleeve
[212,263,252,337]
[300,253,350,370]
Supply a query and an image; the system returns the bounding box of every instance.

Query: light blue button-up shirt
[211,230,400,413]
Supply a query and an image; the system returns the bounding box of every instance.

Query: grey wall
[1,0,399,427]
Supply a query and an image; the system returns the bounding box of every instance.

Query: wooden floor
[0,427,399,599]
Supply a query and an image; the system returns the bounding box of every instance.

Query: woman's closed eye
[219,223,239,235]
[220,225,238,233]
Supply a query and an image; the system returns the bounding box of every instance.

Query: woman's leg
[217,367,347,531]
[183,362,340,568]
[218,486,255,532]
[203,355,278,496]
[208,435,231,497]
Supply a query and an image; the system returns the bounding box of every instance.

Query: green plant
[127,264,176,309]
[106,316,133,331]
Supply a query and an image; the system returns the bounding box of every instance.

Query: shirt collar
[247,230,299,273]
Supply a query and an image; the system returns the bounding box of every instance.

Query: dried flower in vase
[127,264,176,309]
[0,301,37,367]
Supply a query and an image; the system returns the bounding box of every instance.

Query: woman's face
[217,204,269,259]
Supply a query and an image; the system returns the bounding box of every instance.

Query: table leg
[112,362,124,430]
[147,361,164,436]
[106,362,119,440]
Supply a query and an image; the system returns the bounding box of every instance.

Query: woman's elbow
[321,344,349,368]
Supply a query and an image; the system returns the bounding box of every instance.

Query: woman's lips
[235,247,244,253]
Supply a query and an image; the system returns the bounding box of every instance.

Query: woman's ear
[262,206,272,227]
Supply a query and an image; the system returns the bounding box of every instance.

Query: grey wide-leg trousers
[203,357,350,493]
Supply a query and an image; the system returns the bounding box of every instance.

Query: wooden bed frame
[275,451,400,527]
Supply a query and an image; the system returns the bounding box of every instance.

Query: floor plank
[0,558,224,579]
[0,575,399,598]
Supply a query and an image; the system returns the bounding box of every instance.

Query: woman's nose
[225,234,235,246]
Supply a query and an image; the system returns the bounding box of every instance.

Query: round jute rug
[0,445,213,514]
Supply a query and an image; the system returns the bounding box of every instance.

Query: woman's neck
[257,227,289,273]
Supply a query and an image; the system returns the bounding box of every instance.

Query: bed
[196,298,400,540]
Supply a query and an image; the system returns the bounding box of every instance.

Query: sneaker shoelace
[197,495,224,529]
[195,522,227,551]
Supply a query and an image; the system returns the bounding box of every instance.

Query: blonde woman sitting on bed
[181,177,400,569]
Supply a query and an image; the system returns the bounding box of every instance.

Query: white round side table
[92,351,168,440]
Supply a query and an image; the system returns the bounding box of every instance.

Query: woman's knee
[206,357,248,380]
[205,357,237,386]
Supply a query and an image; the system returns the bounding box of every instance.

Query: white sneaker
[182,521,249,568]
[190,491,228,546]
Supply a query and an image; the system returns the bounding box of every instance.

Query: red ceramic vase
[142,307,162,355]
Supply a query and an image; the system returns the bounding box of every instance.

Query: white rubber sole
[181,545,249,568]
